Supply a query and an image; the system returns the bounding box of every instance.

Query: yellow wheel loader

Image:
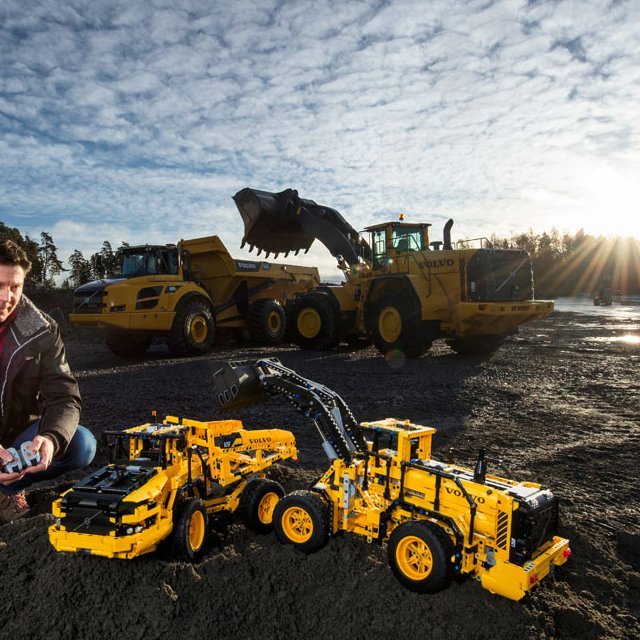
[233,188,553,357]
[214,358,571,601]
[71,234,320,357]
[48,415,297,560]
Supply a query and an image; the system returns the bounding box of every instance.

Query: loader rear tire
[238,478,285,533]
[105,331,152,357]
[173,498,208,561]
[248,299,286,345]
[371,291,431,358]
[167,298,215,356]
[289,293,339,350]
[387,521,454,594]
[273,490,330,554]
[446,335,505,355]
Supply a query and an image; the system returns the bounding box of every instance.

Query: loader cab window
[392,228,423,252]
[371,229,387,269]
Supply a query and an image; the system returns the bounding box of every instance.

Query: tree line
[0,222,128,289]
[1,220,639,297]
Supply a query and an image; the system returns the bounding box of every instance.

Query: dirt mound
[1,310,638,640]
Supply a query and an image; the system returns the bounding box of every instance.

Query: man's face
[0,264,25,323]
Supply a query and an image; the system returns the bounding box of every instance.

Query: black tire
[273,490,330,554]
[238,478,285,533]
[387,521,455,593]
[288,293,339,350]
[446,335,505,355]
[167,298,215,356]
[105,331,152,357]
[370,291,431,358]
[248,299,286,345]
[172,498,208,561]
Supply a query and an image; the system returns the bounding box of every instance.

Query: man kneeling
[0,239,96,523]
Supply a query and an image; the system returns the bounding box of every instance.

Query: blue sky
[1,0,639,278]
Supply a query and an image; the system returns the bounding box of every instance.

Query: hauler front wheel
[167,298,215,356]
[273,490,330,554]
[105,331,152,357]
[173,498,208,561]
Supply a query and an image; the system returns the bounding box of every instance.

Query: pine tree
[38,231,65,287]
[68,249,92,288]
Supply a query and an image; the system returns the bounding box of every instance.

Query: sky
[1,0,639,279]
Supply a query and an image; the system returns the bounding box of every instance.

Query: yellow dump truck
[70,235,320,356]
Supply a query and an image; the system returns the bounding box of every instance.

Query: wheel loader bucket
[213,360,270,411]
[232,188,315,257]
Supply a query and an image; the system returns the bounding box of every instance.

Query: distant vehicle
[70,236,320,356]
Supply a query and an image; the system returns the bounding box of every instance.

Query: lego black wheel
[173,498,208,561]
[167,297,215,356]
[288,292,339,350]
[273,490,330,553]
[105,331,152,357]
[387,521,453,593]
[248,299,286,345]
[238,478,285,534]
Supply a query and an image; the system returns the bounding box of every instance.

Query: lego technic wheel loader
[233,188,553,357]
[213,358,571,601]
[49,415,297,560]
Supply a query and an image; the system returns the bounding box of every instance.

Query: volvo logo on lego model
[423,258,455,269]
[444,486,486,503]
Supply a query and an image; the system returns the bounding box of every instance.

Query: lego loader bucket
[213,360,270,411]
[232,188,315,257]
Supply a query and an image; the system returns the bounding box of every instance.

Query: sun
[578,164,640,239]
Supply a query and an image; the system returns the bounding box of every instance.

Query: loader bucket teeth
[213,360,270,411]
[232,188,315,256]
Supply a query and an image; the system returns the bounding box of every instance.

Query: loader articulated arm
[213,358,368,463]
[233,188,372,267]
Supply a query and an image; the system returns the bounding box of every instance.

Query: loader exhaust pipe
[443,219,454,251]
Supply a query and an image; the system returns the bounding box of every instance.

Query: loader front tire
[248,299,286,345]
[167,298,215,356]
[238,478,285,533]
[289,293,339,350]
[273,490,330,554]
[371,291,431,358]
[173,498,208,561]
[387,521,454,593]
[105,331,152,357]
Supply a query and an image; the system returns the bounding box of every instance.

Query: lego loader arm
[213,358,368,462]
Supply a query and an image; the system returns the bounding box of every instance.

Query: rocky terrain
[1,305,638,640]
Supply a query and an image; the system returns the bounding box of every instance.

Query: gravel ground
[1,307,638,640]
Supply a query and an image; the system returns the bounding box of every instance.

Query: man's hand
[0,446,24,485]
[22,435,54,475]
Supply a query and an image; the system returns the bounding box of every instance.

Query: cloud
[1,0,639,280]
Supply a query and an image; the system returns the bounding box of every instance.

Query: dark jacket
[0,295,82,455]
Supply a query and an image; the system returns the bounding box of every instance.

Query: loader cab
[365,222,431,269]
[119,245,179,277]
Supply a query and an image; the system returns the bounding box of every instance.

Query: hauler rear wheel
[238,478,285,533]
[273,490,330,553]
[248,299,286,345]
